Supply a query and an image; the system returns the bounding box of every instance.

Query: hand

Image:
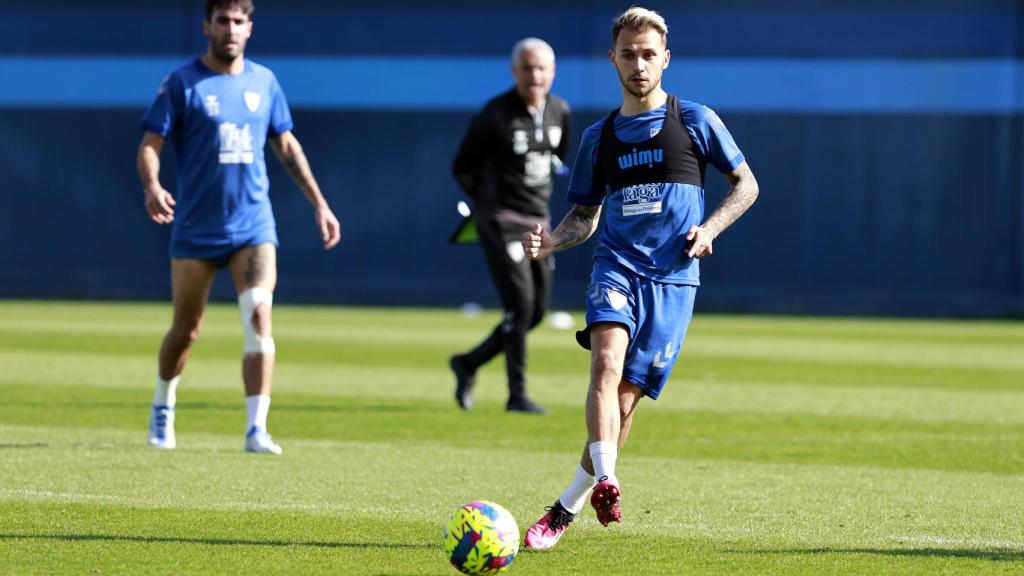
[316,204,341,250]
[522,224,553,260]
[144,185,175,225]
[685,225,715,259]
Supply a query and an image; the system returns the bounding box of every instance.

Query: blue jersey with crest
[566,99,744,285]
[140,58,293,247]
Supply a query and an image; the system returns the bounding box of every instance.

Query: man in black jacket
[450,37,572,414]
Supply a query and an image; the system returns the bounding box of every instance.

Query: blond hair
[612,6,668,46]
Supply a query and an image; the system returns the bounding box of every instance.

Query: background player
[449,38,572,414]
[521,7,759,547]
[138,0,341,454]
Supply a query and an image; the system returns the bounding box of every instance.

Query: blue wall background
[1,0,1022,316]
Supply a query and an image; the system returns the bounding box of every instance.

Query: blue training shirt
[140,58,294,246]
[566,100,744,285]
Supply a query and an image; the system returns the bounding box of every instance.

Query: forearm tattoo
[281,145,315,190]
[703,162,759,238]
[551,204,602,252]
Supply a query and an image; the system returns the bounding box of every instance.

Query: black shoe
[506,396,548,415]
[450,354,476,410]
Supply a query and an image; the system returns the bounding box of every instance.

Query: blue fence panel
[0,0,1021,316]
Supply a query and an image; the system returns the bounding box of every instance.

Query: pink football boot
[590,479,621,526]
[524,500,577,550]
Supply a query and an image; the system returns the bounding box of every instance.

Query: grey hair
[511,37,555,66]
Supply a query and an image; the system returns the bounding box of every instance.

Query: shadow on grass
[743,546,1024,562]
[0,443,49,449]
[0,532,433,550]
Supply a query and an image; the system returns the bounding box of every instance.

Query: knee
[249,300,272,336]
[528,306,545,330]
[502,303,534,334]
[239,287,275,354]
[169,318,203,345]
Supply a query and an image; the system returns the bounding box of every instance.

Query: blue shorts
[170,227,278,268]
[579,258,697,400]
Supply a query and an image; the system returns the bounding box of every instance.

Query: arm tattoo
[281,144,314,189]
[702,162,759,238]
[551,204,603,252]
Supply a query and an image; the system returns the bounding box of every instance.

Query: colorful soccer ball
[443,500,519,575]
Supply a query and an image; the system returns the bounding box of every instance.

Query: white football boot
[244,426,283,455]
[147,405,176,450]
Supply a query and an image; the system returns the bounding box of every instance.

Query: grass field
[1,300,1022,575]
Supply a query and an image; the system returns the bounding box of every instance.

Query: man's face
[610,27,670,99]
[512,48,555,105]
[204,5,253,62]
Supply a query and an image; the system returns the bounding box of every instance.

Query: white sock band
[153,374,181,407]
[238,287,275,354]
[559,465,597,514]
[246,394,271,432]
[589,441,618,485]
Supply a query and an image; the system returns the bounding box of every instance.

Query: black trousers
[463,216,553,400]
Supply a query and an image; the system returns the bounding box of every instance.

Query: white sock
[558,465,597,514]
[245,395,271,432]
[153,375,180,408]
[589,441,618,485]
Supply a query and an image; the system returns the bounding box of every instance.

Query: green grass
[0,300,1022,575]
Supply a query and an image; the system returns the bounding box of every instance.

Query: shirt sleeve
[139,73,184,137]
[451,106,495,197]
[565,122,605,206]
[268,74,294,136]
[556,100,571,163]
[688,105,745,174]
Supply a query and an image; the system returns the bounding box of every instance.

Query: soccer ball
[443,500,519,575]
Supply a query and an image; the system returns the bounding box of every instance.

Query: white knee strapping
[238,287,275,354]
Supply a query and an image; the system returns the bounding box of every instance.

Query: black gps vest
[596,94,705,191]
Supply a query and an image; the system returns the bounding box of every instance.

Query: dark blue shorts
[170,227,278,268]
[581,258,697,400]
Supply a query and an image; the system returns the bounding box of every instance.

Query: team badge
[243,91,261,112]
[548,126,562,147]
[605,289,627,311]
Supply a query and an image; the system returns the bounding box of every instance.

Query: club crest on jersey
[243,91,261,112]
[605,289,628,311]
[548,126,562,147]
[618,147,663,170]
[203,95,220,117]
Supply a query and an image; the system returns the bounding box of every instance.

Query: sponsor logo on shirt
[620,183,663,216]
[513,130,529,155]
[218,122,254,164]
[524,151,552,187]
[618,147,663,170]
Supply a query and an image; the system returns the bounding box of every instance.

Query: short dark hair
[205,0,254,22]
